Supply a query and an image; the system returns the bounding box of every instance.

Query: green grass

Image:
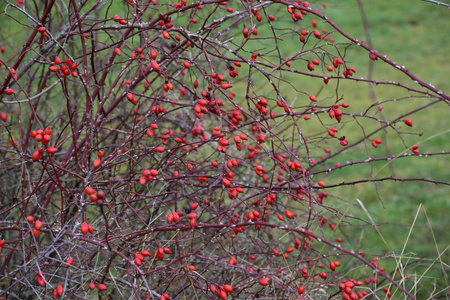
[317,0,450,253]
[300,0,450,292]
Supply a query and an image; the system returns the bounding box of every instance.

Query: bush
[0,0,448,299]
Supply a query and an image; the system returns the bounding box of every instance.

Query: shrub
[0,0,448,299]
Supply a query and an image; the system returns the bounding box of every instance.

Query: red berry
[313,30,321,39]
[81,222,89,234]
[259,278,270,286]
[37,276,45,286]
[223,285,233,293]
[46,147,57,154]
[285,209,295,219]
[57,284,64,295]
[93,158,101,167]
[34,220,43,230]
[151,61,160,71]
[65,258,74,267]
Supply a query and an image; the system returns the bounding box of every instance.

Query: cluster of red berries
[151,105,166,115]
[210,284,233,299]
[36,271,45,286]
[85,187,105,204]
[125,92,138,105]
[337,279,365,299]
[26,216,44,237]
[51,284,65,298]
[134,246,172,268]
[80,221,94,235]
[30,127,53,145]
[194,91,225,118]
[112,14,127,25]
[37,26,47,37]
[88,283,106,292]
[139,169,158,184]
[30,127,57,161]
[255,97,268,114]
[166,203,201,228]
[49,57,78,78]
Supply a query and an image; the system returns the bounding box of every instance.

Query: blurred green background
[292,0,450,296]
[317,0,450,262]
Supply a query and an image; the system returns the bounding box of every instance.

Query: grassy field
[316,0,450,256]
[295,0,450,294]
